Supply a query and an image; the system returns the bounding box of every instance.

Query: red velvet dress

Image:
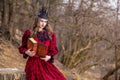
[19,30,66,80]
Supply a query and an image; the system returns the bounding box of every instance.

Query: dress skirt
[25,57,66,80]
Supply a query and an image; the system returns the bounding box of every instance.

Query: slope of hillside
[0,37,26,68]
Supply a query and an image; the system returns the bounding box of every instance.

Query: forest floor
[0,37,116,80]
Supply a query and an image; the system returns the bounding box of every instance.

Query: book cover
[37,43,47,57]
[27,38,47,57]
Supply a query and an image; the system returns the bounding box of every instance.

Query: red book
[27,38,47,57]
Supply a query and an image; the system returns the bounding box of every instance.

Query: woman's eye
[40,20,47,23]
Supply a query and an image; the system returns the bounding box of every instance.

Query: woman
[18,7,67,80]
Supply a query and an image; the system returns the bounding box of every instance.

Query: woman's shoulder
[50,32,56,37]
[23,29,32,36]
[50,32,57,40]
[51,32,56,36]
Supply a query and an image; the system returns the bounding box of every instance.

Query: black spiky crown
[37,7,48,19]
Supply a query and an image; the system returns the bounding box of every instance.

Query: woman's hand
[40,55,51,62]
[25,49,36,57]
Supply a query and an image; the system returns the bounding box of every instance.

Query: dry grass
[0,38,26,68]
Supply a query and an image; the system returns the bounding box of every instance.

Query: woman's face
[38,18,48,29]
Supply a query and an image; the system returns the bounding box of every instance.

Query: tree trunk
[8,0,15,41]
[0,68,26,80]
[1,0,8,28]
[0,0,2,27]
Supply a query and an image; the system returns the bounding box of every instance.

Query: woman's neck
[38,28,43,32]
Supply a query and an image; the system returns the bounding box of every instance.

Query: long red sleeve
[18,30,31,58]
[48,33,58,56]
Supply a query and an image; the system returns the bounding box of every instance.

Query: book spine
[33,43,37,53]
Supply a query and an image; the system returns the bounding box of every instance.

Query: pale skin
[25,18,51,61]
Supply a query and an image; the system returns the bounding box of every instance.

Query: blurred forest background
[0,0,120,80]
